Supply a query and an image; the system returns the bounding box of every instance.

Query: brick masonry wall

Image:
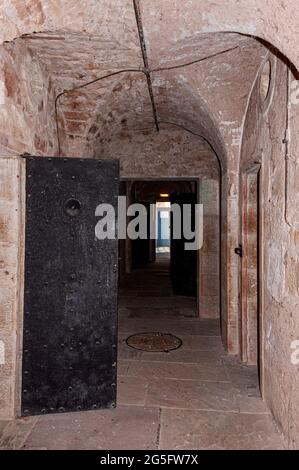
[0,40,58,157]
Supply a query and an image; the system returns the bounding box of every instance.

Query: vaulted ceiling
[15,0,268,162]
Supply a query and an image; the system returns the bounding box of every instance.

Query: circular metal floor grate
[126,332,182,353]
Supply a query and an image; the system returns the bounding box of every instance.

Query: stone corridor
[0,256,285,450]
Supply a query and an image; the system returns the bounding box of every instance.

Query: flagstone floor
[0,256,286,450]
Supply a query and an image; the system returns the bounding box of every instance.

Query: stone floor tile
[117,360,131,376]
[159,409,286,450]
[141,349,222,364]
[117,376,149,406]
[119,319,220,337]
[235,389,270,414]
[223,355,260,389]
[0,256,277,451]
[0,421,8,434]
[118,339,143,360]
[22,406,160,450]
[123,307,181,319]
[146,378,238,412]
[179,334,223,351]
[0,416,39,450]
[127,360,229,382]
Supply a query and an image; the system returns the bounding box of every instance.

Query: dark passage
[120,179,198,299]
[120,253,198,318]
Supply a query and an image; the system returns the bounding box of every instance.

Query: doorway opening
[237,164,263,402]
[116,176,266,420]
[156,201,171,254]
[117,178,226,408]
[119,178,199,305]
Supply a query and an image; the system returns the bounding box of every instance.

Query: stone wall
[0,156,24,419]
[240,51,299,448]
[91,125,221,319]
[0,39,58,419]
[0,40,58,157]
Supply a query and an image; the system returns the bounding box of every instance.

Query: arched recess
[89,121,222,320]
[78,72,226,326]
[51,29,271,356]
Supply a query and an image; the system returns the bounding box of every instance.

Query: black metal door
[132,201,151,268]
[170,192,197,297]
[22,157,119,416]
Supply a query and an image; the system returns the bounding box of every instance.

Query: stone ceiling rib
[133,0,159,132]
[158,120,222,169]
[152,46,239,72]
[54,69,149,155]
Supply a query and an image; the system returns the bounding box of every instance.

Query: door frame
[240,163,264,390]
[120,177,201,314]
[156,206,171,249]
